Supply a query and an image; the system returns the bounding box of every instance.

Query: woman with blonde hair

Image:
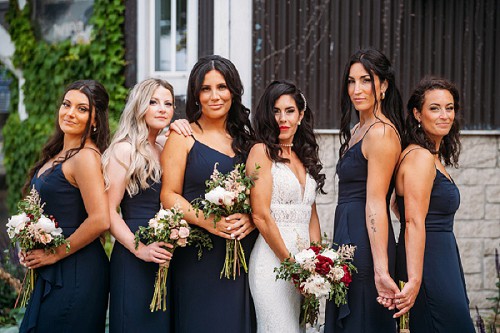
[103,78,175,332]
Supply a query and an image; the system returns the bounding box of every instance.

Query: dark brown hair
[23,80,110,193]
[405,77,461,167]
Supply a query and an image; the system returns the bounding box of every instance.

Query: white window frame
[137,0,198,95]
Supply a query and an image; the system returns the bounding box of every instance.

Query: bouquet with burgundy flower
[134,204,212,311]
[274,242,356,326]
[192,162,259,280]
[6,186,70,308]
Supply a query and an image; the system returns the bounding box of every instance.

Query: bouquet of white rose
[6,186,70,308]
[275,242,356,326]
[134,204,212,311]
[192,162,259,280]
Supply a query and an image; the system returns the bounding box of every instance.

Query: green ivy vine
[3,0,127,212]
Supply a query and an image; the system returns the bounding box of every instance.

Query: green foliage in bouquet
[134,207,212,261]
[274,240,357,326]
[133,205,212,311]
[192,163,259,227]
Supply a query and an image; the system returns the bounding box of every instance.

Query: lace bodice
[270,162,317,230]
[249,162,318,333]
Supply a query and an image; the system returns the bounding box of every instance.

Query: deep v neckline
[193,138,236,159]
[280,163,309,202]
[36,163,61,179]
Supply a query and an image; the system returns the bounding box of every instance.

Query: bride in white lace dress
[246,81,325,333]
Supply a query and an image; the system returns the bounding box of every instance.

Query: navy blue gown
[109,181,171,332]
[20,163,109,333]
[396,169,475,333]
[324,131,397,332]
[167,139,257,333]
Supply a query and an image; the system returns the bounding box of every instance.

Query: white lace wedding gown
[249,162,317,333]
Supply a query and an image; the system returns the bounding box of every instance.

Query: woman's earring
[298,121,301,126]
[418,122,421,128]
[381,91,385,100]
[93,126,97,132]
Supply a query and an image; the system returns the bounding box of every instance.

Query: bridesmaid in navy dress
[393,77,474,332]
[324,49,404,332]
[103,78,175,332]
[161,55,258,333]
[19,80,110,332]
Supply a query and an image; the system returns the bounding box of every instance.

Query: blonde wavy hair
[102,78,174,196]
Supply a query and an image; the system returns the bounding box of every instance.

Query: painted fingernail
[227,226,231,230]
[230,234,235,239]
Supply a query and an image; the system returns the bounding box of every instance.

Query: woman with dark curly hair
[246,80,325,332]
[393,77,474,332]
[19,80,110,332]
[161,55,258,332]
[324,48,404,333]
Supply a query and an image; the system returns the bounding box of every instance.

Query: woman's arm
[309,203,321,244]
[363,123,401,306]
[247,144,291,262]
[24,148,110,268]
[393,149,434,318]
[160,132,233,239]
[107,142,171,264]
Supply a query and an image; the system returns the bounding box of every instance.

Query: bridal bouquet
[6,186,70,308]
[275,243,357,326]
[134,204,212,311]
[192,162,259,280]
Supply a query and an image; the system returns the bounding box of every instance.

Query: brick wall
[316,134,500,317]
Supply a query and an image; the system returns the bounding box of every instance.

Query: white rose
[205,186,227,206]
[221,191,236,207]
[6,213,30,237]
[321,249,339,262]
[301,274,331,298]
[294,248,316,264]
[148,218,159,229]
[156,209,170,219]
[36,216,57,234]
[329,266,345,282]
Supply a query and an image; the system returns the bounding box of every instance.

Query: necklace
[279,143,293,147]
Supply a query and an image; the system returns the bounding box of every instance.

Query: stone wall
[315,134,500,317]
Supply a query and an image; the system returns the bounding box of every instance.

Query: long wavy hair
[406,77,461,167]
[339,48,404,157]
[252,80,325,193]
[23,80,110,194]
[185,55,254,158]
[102,78,174,196]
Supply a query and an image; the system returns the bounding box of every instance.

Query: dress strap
[361,120,401,143]
[83,146,102,156]
[395,147,425,174]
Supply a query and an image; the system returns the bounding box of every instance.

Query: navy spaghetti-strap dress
[324,129,397,332]
[167,139,257,333]
[109,181,171,332]
[20,163,109,333]
[396,169,475,333]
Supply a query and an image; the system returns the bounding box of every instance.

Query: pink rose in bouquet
[192,162,259,280]
[134,204,212,311]
[6,187,70,308]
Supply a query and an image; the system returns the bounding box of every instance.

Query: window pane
[176,0,187,71]
[155,0,187,72]
[156,0,171,71]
